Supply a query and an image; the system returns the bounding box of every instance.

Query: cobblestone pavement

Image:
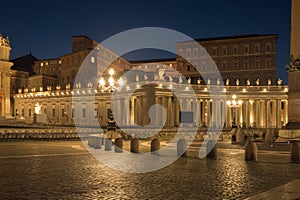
[0,140,300,199]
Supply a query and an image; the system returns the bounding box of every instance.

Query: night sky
[1,0,291,84]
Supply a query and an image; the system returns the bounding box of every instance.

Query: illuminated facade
[8,34,288,128]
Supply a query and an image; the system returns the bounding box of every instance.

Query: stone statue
[66,83,71,90]
[188,77,191,84]
[286,55,300,71]
[87,81,93,88]
[169,76,173,82]
[157,68,166,81]
[0,34,10,47]
[268,79,271,86]
[207,78,211,85]
[197,78,201,85]
[143,74,148,81]
[236,79,240,86]
[179,76,183,84]
[277,78,282,86]
[246,79,251,86]
[255,78,260,86]
[39,86,43,92]
[226,78,229,86]
[135,74,139,82]
[217,78,220,85]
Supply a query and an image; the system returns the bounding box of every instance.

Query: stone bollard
[177,139,187,157]
[236,129,245,143]
[290,142,300,164]
[94,137,102,149]
[206,140,217,160]
[265,129,274,144]
[104,138,112,151]
[88,136,93,147]
[245,140,258,161]
[151,139,160,155]
[115,138,123,153]
[131,138,139,153]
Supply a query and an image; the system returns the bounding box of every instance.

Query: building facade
[8,34,288,128]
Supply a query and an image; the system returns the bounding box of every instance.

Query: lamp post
[227,95,242,128]
[98,68,124,92]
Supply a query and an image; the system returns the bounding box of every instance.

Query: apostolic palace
[0,33,290,129]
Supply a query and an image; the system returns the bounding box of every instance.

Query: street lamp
[227,95,242,127]
[97,68,124,92]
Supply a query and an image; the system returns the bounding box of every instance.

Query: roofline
[129,57,176,64]
[177,34,279,44]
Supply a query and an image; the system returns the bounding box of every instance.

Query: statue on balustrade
[286,55,300,71]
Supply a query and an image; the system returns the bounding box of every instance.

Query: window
[212,47,217,56]
[40,62,44,67]
[82,108,86,118]
[256,60,260,68]
[267,59,272,67]
[62,109,65,117]
[222,47,227,55]
[72,108,75,118]
[22,109,24,117]
[193,48,198,57]
[234,60,238,69]
[233,46,238,55]
[244,58,250,68]
[52,109,55,117]
[91,56,95,63]
[244,45,249,54]
[255,44,260,53]
[46,62,49,66]
[222,61,228,70]
[266,43,272,52]
[187,65,191,71]
[29,109,31,117]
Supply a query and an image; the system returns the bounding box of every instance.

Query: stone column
[276,100,281,128]
[287,0,300,129]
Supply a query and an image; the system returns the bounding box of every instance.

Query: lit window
[91,56,95,63]
[58,60,62,64]
[40,63,44,67]
[46,62,49,65]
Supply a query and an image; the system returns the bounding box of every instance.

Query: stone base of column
[286,122,300,129]
[279,129,300,138]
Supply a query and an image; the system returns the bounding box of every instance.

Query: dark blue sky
[1,0,291,84]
